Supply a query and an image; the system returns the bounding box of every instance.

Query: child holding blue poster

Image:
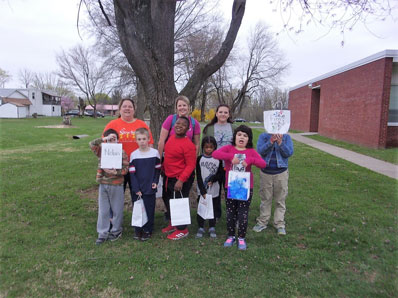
[212,125,266,250]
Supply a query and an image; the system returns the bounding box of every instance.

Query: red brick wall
[289,86,312,131]
[289,57,394,148]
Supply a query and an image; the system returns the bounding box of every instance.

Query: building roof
[290,49,398,91]
[42,89,60,97]
[86,104,118,110]
[0,88,61,98]
[0,89,14,97]
[2,98,32,107]
[0,89,29,99]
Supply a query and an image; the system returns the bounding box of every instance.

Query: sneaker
[133,231,142,240]
[95,237,107,245]
[162,223,176,234]
[167,229,189,240]
[196,228,205,238]
[237,238,247,250]
[141,231,151,241]
[108,232,122,242]
[209,227,217,238]
[277,227,286,236]
[253,224,267,233]
[223,236,236,247]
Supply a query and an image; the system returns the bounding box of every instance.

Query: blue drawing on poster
[228,176,249,201]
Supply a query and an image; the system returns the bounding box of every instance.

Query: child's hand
[103,133,117,143]
[270,134,277,144]
[232,157,240,164]
[241,160,248,167]
[275,134,283,145]
[207,181,213,187]
[136,191,142,196]
[152,183,157,189]
[174,180,183,191]
[103,168,117,175]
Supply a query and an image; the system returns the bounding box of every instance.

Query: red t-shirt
[163,135,196,182]
[103,118,154,156]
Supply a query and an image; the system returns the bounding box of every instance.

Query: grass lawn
[306,134,398,165]
[1,117,397,297]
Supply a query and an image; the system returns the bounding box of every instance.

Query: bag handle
[136,195,142,201]
[173,191,184,199]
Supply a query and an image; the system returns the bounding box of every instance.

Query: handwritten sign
[263,110,291,134]
[101,143,122,169]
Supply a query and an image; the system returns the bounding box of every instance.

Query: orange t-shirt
[103,118,154,156]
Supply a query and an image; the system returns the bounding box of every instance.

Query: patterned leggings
[226,189,253,238]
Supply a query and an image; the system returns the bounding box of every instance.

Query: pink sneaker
[223,236,235,247]
[237,238,247,250]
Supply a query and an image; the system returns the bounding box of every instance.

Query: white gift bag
[170,192,191,226]
[227,171,250,201]
[197,194,214,220]
[156,176,163,198]
[131,197,148,227]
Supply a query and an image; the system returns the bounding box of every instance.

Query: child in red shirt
[161,116,196,240]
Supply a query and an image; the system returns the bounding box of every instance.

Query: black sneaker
[141,232,151,241]
[108,232,122,242]
[133,231,142,240]
[95,237,107,245]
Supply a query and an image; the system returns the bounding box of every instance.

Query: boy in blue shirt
[129,128,161,241]
[253,133,294,235]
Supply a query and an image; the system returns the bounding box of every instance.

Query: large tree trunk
[114,0,178,145]
[135,79,146,119]
[113,0,246,145]
[200,80,208,122]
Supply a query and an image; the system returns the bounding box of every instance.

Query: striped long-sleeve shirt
[129,148,161,195]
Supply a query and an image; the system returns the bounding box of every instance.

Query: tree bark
[200,80,208,122]
[135,78,146,119]
[113,0,246,144]
[114,0,178,145]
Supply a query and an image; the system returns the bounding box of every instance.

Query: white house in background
[0,89,31,118]
[0,88,61,118]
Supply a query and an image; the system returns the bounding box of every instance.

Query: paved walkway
[290,133,398,180]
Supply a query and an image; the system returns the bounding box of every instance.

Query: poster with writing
[101,143,122,169]
[263,110,291,134]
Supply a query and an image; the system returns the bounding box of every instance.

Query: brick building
[288,49,398,148]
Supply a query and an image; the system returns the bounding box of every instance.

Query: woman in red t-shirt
[103,98,154,190]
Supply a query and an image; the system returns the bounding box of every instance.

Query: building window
[52,106,55,112]
[388,63,398,124]
[388,86,398,123]
[32,92,35,99]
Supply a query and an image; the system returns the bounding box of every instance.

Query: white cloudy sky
[1,0,398,89]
